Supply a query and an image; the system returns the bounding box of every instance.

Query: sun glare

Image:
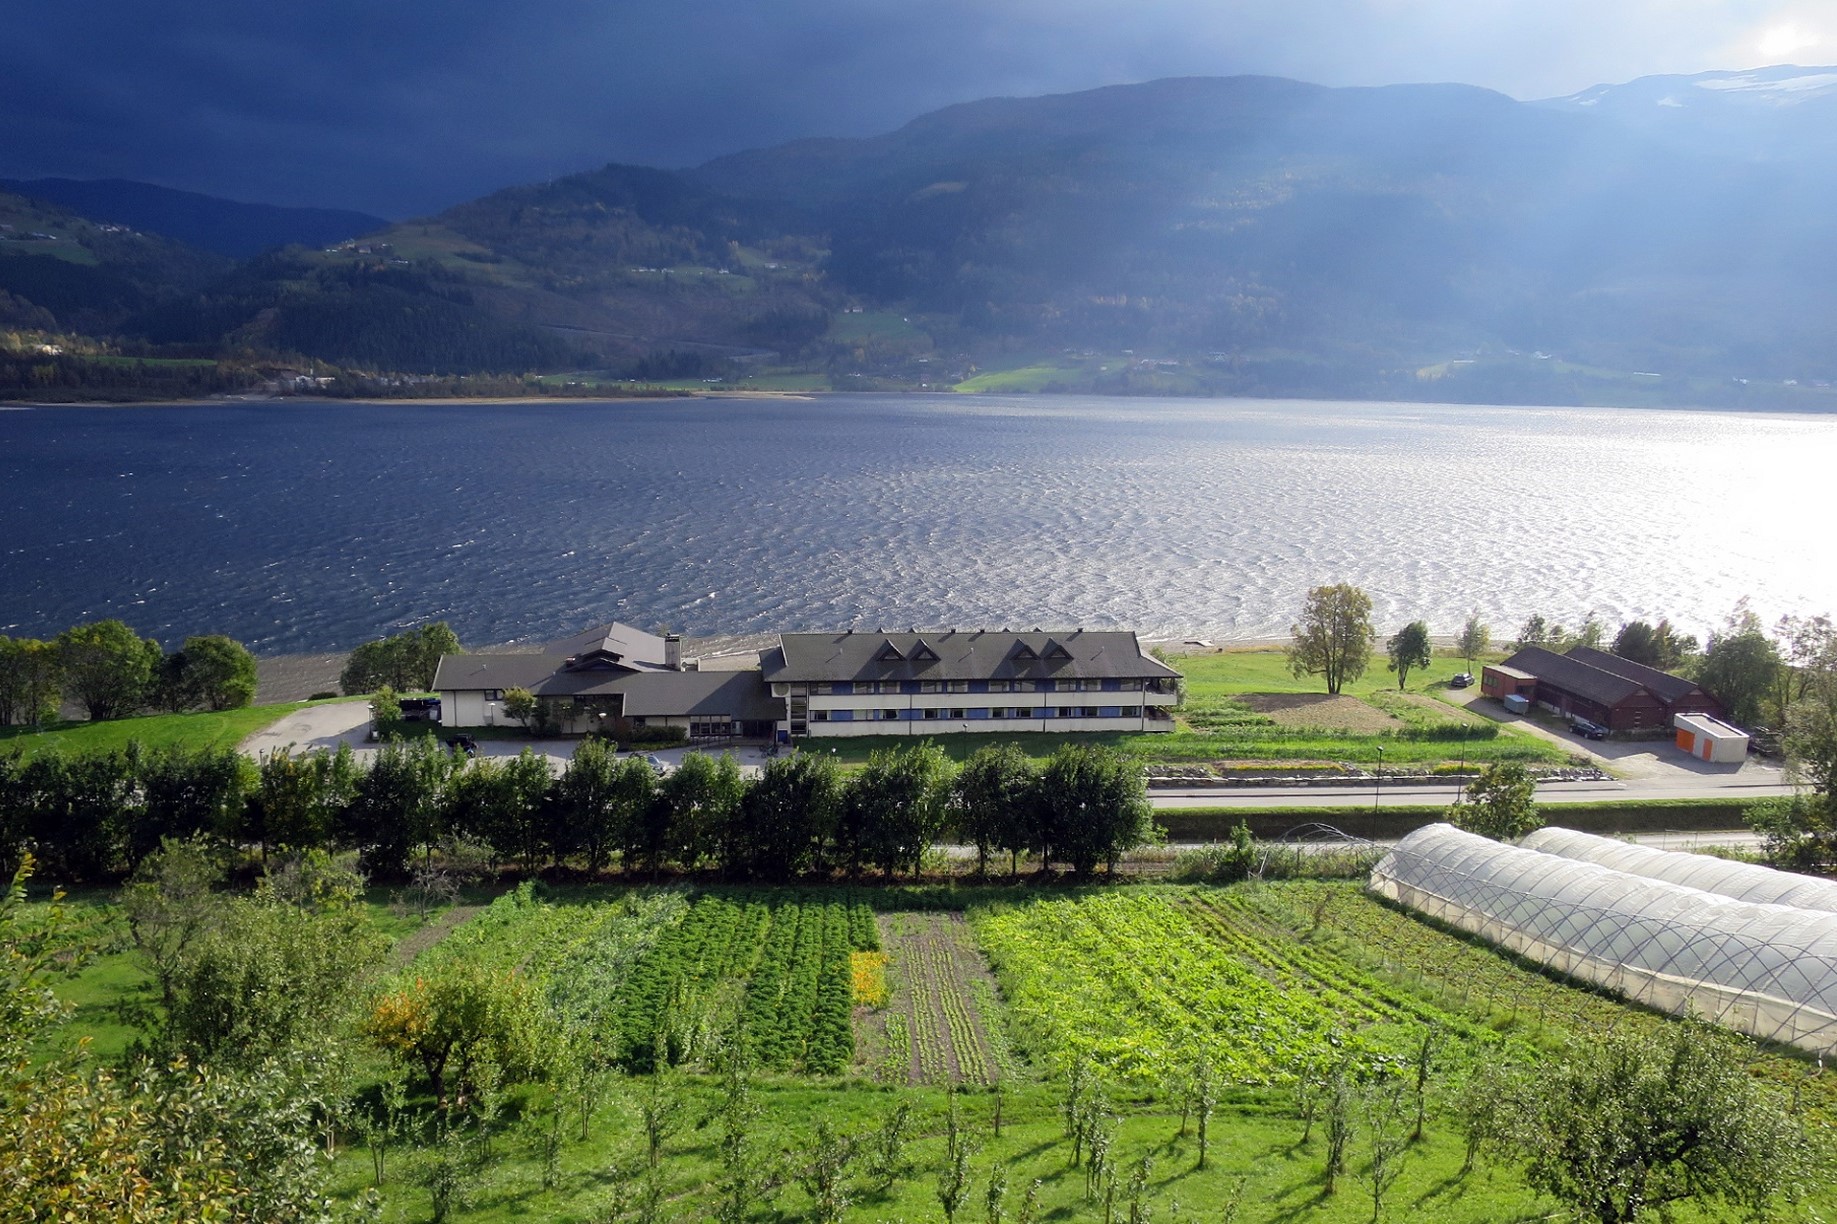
[1756,22,1814,59]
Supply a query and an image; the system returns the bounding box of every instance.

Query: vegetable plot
[974,892,1347,1085]
[618,891,878,1073]
[876,912,1007,1085]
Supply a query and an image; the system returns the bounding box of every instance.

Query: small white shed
[1675,713,1748,764]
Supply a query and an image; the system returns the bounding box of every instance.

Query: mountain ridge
[5,69,1837,406]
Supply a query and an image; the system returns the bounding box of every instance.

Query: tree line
[0,738,1155,884]
[0,619,257,725]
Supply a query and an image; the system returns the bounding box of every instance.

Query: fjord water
[1,395,1831,653]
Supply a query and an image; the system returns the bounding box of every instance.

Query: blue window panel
[832,709,854,721]
[968,708,989,719]
[1101,679,1121,691]
[1040,680,1057,693]
[835,681,855,695]
[901,681,921,694]
[969,680,989,693]
[1099,706,1122,718]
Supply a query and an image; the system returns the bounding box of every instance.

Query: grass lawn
[0,698,350,759]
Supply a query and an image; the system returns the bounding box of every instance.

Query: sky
[6,0,1836,218]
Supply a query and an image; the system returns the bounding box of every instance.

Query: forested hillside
[6,71,1837,403]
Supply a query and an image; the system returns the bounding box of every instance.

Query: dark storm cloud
[6,1,1829,217]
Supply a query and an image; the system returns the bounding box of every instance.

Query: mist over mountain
[5,69,1836,404]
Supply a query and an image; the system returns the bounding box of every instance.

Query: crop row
[910,918,994,1084]
[617,892,874,1073]
[1174,888,1483,1042]
[971,892,1346,1085]
[1227,882,1837,1124]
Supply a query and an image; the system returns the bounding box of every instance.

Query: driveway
[1439,686,1790,793]
[241,700,375,757]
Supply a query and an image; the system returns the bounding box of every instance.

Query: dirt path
[391,904,486,967]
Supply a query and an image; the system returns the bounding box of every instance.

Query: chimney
[664,634,682,670]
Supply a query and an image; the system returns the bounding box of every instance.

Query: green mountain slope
[10,72,1837,403]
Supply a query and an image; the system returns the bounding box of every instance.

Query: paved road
[1150,769,1796,810]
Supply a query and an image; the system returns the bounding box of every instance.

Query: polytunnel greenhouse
[1369,823,1837,1055]
[1521,825,1837,914]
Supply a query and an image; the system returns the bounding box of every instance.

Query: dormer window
[1012,643,1038,662]
[910,639,940,663]
[1043,639,1073,660]
[875,640,906,662]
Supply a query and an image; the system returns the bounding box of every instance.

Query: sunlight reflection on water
[0,395,1831,651]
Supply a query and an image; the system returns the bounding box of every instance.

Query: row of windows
[781,678,1159,696]
[810,706,1141,722]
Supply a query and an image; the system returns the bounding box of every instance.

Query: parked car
[640,753,669,775]
[1449,672,1475,688]
[447,734,479,757]
[1570,717,1608,740]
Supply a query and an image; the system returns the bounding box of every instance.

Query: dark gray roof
[542,621,669,665]
[432,653,567,692]
[762,629,1180,684]
[436,647,777,721]
[617,670,780,721]
[1565,646,1702,705]
[1501,646,1647,708]
[433,621,674,693]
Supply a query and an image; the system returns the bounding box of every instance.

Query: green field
[0,698,351,759]
[30,877,1828,1222]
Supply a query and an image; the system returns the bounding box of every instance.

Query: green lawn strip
[1154,797,1755,842]
[0,697,354,759]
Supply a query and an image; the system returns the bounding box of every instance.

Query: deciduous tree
[341,621,462,694]
[0,635,60,725]
[1455,614,1490,673]
[502,686,539,732]
[164,633,259,710]
[1698,605,1781,727]
[732,751,842,880]
[1288,583,1374,695]
[1385,621,1432,690]
[1484,1022,1811,1224]
[54,618,161,720]
[551,737,624,872]
[365,959,548,1107]
[162,865,388,1068]
[659,750,746,869]
[840,743,953,878]
[1038,744,1153,877]
[1450,762,1540,841]
[1513,613,1561,651]
[952,743,1038,876]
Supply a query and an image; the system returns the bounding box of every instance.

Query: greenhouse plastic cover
[1522,825,1837,914]
[1370,823,1837,1055]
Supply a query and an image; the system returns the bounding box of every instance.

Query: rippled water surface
[1,395,1831,652]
